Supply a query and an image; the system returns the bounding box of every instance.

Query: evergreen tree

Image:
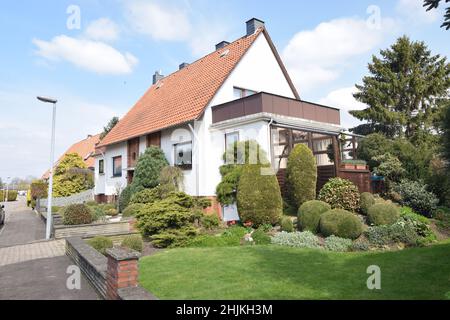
[53,153,94,197]
[350,36,450,141]
[100,117,119,140]
[423,0,450,30]
[132,147,169,189]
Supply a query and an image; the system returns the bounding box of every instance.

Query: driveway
[0,197,99,300]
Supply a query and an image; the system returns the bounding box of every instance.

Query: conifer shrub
[286,144,317,208]
[319,209,363,239]
[298,200,331,233]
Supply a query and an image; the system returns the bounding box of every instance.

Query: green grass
[139,241,450,300]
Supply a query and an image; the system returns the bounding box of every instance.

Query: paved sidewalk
[0,239,65,267]
[0,197,45,247]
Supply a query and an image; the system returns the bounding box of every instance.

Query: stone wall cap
[106,247,141,261]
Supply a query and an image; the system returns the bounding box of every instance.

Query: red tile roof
[42,134,101,179]
[98,28,266,147]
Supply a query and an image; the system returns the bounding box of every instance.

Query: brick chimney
[246,18,265,36]
[152,71,164,85]
[215,41,230,50]
[179,62,189,70]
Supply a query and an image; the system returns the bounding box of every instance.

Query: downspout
[267,118,274,167]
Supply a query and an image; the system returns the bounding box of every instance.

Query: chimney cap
[179,62,189,70]
[215,41,230,50]
[246,18,265,35]
[153,70,164,84]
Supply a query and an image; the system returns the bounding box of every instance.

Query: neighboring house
[43,134,101,180]
[95,18,368,215]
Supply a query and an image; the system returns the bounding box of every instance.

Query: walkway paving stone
[0,239,65,267]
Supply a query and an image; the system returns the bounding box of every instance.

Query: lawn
[139,240,450,300]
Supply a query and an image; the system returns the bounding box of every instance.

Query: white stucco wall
[94,142,127,196]
[196,32,297,196]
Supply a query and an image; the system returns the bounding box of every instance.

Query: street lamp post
[37,96,58,240]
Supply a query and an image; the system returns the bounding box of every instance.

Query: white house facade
[94,18,348,216]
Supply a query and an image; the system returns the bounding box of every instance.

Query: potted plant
[340,159,367,170]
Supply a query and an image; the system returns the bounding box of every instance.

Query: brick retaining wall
[66,237,156,300]
[55,220,131,239]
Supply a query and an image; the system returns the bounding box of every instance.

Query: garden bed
[139,240,450,300]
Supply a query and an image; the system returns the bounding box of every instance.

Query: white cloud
[319,86,367,130]
[125,1,191,41]
[396,0,439,24]
[0,90,120,179]
[33,35,138,74]
[282,17,397,94]
[85,18,120,42]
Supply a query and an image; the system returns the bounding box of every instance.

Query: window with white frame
[233,87,257,100]
[174,142,192,169]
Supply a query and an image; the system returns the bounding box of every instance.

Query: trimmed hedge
[286,144,317,208]
[62,204,93,225]
[319,209,363,240]
[318,178,360,212]
[297,200,331,233]
[237,164,282,227]
[367,203,400,226]
[360,192,375,215]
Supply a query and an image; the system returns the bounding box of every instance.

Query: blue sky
[0,0,448,181]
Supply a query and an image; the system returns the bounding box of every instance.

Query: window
[233,87,257,100]
[112,156,122,177]
[225,132,239,150]
[99,159,104,175]
[174,142,192,169]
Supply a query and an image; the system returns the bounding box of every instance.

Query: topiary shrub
[106,208,118,217]
[280,216,294,232]
[360,192,375,215]
[237,164,282,227]
[319,209,363,240]
[63,204,94,225]
[286,144,317,208]
[87,236,113,255]
[132,146,169,189]
[367,203,400,226]
[130,187,162,205]
[121,234,144,253]
[135,192,201,248]
[392,180,439,217]
[119,185,134,213]
[122,203,145,218]
[318,178,360,212]
[298,200,331,233]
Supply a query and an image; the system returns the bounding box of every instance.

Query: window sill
[111,175,122,178]
[176,164,192,171]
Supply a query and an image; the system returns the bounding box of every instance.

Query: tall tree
[100,117,119,140]
[350,36,450,141]
[423,0,450,30]
[442,103,450,163]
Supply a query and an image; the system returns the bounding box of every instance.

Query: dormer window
[233,87,257,100]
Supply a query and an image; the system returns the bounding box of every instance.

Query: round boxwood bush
[367,203,400,226]
[121,235,144,253]
[360,192,375,215]
[280,216,294,232]
[319,209,363,240]
[237,164,282,227]
[286,144,317,208]
[87,236,113,255]
[63,204,94,225]
[318,178,360,212]
[298,200,331,233]
[122,203,145,217]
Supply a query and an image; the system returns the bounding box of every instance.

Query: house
[43,134,101,180]
[94,18,370,215]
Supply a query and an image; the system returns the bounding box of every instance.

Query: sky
[0,0,448,181]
